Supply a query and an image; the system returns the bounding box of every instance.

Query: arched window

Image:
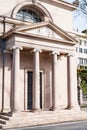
[16,9,42,23]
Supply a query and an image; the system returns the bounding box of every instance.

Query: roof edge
[39,0,77,11]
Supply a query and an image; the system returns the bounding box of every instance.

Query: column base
[1,108,11,113]
[32,108,41,112]
[12,109,21,113]
[68,105,80,111]
[51,107,60,112]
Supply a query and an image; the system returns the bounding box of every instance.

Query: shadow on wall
[0,38,13,112]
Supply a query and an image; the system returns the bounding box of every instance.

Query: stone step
[0,125,3,129]
[0,113,11,129]
[0,119,6,125]
[0,115,9,121]
[0,112,12,117]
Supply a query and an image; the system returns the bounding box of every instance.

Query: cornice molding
[39,0,77,11]
[13,31,76,45]
[2,21,77,44]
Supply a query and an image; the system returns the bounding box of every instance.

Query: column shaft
[52,52,59,110]
[67,55,79,110]
[33,49,40,110]
[13,47,20,111]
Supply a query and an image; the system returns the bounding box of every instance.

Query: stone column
[52,51,60,110]
[12,45,22,112]
[0,50,2,112]
[32,49,41,111]
[67,54,80,110]
[1,50,11,112]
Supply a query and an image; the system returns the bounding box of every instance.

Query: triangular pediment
[24,26,63,40]
[15,21,77,43]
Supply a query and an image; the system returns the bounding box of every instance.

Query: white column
[52,51,60,110]
[33,49,41,111]
[67,54,80,110]
[12,46,22,112]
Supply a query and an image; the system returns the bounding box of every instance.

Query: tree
[77,68,87,94]
[73,0,87,14]
[73,0,79,7]
[73,0,87,32]
[82,29,87,34]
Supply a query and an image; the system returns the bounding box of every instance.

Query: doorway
[27,71,43,110]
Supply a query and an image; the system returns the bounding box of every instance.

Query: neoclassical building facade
[0,0,80,128]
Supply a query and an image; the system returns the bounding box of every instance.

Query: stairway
[0,113,12,129]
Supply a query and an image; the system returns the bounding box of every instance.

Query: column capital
[32,0,37,3]
[32,48,42,53]
[10,45,23,50]
[51,51,60,55]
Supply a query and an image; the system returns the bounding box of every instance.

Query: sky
[65,0,87,32]
[65,0,75,3]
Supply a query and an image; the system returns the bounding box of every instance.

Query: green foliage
[82,29,87,34]
[77,68,87,94]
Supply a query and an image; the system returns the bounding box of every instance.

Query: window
[79,48,83,53]
[79,58,87,66]
[79,40,82,45]
[79,58,83,65]
[84,40,87,46]
[76,47,78,52]
[16,9,42,23]
[84,49,87,54]
[84,59,87,65]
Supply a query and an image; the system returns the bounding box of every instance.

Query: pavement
[6,120,87,130]
[4,107,87,130]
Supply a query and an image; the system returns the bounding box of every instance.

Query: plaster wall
[0,0,26,16]
[4,54,11,111]
[0,0,73,33]
[57,55,68,108]
[40,2,73,32]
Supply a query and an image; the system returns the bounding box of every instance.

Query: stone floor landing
[0,110,87,129]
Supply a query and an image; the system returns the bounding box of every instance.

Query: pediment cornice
[3,21,77,45]
[15,21,77,43]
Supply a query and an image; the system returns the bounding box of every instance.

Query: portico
[0,21,78,112]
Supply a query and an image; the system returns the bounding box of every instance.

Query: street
[8,120,87,130]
